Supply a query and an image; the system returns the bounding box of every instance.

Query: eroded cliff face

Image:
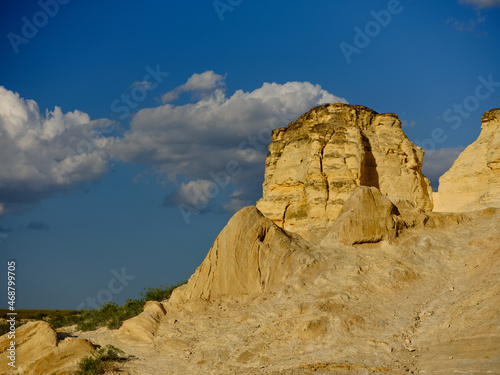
[434,108,500,212]
[256,103,433,242]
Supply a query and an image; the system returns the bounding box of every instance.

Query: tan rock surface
[26,337,95,375]
[72,206,499,375]
[117,301,166,342]
[321,186,403,245]
[170,206,316,302]
[0,321,94,375]
[322,186,404,245]
[256,103,433,242]
[321,186,472,246]
[434,108,500,212]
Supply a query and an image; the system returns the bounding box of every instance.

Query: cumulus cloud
[161,71,226,103]
[458,0,500,8]
[422,147,465,190]
[163,179,218,212]
[113,72,347,215]
[0,75,345,218]
[0,86,115,214]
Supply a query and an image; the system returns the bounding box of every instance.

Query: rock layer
[256,103,433,242]
[433,108,500,212]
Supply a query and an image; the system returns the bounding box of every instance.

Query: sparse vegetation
[75,281,186,331]
[0,309,83,335]
[0,281,187,335]
[72,344,126,375]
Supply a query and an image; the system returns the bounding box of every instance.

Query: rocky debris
[434,108,500,212]
[0,321,94,375]
[256,103,433,243]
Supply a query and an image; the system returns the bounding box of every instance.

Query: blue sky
[0,0,499,309]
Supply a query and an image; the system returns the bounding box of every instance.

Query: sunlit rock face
[256,103,433,242]
[434,108,500,213]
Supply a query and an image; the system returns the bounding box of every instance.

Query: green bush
[74,281,187,331]
[72,345,125,375]
[0,323,9,336]
[141,281,187,302]
[34,312,47,320]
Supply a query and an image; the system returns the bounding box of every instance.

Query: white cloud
[422,147,465,189]
[130,81,152,90]
[161,71,226,103]
[113,72,347,213]
[0,86,114,214]
[163,179,217,210]
[458,0,500,8]
[0,75,346,216]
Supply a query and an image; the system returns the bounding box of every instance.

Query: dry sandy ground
[71,209,500,375]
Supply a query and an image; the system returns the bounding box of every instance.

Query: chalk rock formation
[107,206,500,375]
[118,301,167,342]
[171,206,317,302]
[434,108,500,212]
[0,321,94,375]
[322,186,404,245]
[256,103,433,242]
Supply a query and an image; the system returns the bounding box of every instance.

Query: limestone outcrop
[170,206,317,302]
[322,186,404,245]
[433,108,500,212]
[0,321,94,375]
[105,205,499,375]
[256,103,433,242]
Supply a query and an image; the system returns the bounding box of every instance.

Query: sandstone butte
[256,103,433,243]
[1,104,499,375]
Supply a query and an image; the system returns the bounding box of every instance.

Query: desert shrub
[75,281,187,331]
[0,323,9,336]
[140,281,186,302]
[34,312,47,320]
[72,345,125,375]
